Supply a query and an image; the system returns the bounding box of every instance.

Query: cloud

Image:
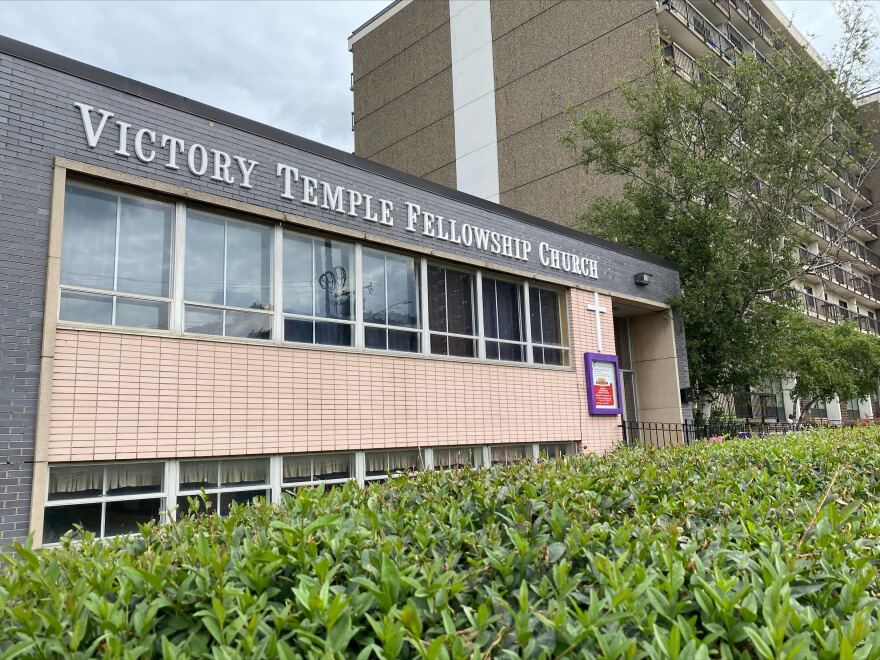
[1,0,389,151]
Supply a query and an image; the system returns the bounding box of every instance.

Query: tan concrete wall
[47,290,622,462]
[351,0,457,186]
[857,99,880,225]
[491,0,656,227]
[630,310,683,424]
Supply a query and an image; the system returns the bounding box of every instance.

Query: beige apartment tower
[350,0,880,424]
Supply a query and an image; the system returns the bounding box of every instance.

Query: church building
[0,35,689,546]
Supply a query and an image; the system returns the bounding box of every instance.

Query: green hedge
[3,428,880,658]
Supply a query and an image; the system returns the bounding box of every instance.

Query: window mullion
[355,243,364,349]
[111,197,121,325]
[383,256,390,348]
[273,224,284,343]
[165,460,178,523]
[172,202,187,334]
[270,455,282,504]
[523,281,534,364]
[420,258,430,356]
[100,465,109,538]
[475,270,486,359]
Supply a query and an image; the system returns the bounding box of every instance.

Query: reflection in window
[60,183,173,329]
[530,287,570,366]
[482,277,526,362]
[428,265,477,358]
[176,458,270,517]
[283,233,354,346]
[43,462,164,544]
[362,250,420,352]
[184,210,273,339]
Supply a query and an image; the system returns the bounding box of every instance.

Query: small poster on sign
[585,352,622,415]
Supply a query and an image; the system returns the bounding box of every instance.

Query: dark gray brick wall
[0,48,691,542]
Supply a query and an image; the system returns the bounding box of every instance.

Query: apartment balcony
[810,181,876,240]
[723,21,766,62]
[658,0,736,66]
[662,41,700,81]
[797,290,880,335]
[798,247,880,305]
[793,206,880,272]
[727,0,779,49]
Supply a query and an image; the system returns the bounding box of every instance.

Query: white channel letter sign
[74,102,599,280]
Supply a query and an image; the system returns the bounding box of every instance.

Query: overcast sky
[1,1,877,153]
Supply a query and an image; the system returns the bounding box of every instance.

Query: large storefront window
[428,264,477,358]
[177,458,270,516]
[58,183,573,366]
[482,277,526,362]
[530,287,569,366]
[43,462,164,544]
[283,233,354,346]
[60,183,173,330]
[362,250,420,353]
[184,210,273,340]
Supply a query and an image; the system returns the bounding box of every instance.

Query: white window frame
[362,449,424,482]
[280,452,356,490]
[182,210,274,341]
[431,445,479,470]
[59,181,175,331]
[175,457,272,516]
[58,183,574,370]
[425,261,480,359]
[481,274,528,363]
[43,443,586,541]
[528,285,571,366]
[43,461,166,543]
[280,230,357,347]
[360,247,422,354]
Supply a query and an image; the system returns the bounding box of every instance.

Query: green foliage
[775,311,880,419]
[5,428,880,657]
[561,2,878,402]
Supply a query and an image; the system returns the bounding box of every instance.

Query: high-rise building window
[184,210,273,339]
[283,232,354,346]
[60,183,173,330]
[482,277,526,362]
[529,287,570,366]
[427,264,477,358]
[362,249,420,352]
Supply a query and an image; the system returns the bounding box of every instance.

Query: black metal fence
[620,420,795,448]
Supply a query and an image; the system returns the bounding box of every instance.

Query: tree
[561,0,879,408]
[776,311,880,422]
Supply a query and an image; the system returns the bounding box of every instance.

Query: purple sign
[585,352,623,415]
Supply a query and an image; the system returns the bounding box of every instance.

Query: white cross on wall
[586,291,608,352]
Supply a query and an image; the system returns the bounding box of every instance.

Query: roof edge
[0,33,679,272]
[348,0,411,50]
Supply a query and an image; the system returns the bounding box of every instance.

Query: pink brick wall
[48,289,620,461]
